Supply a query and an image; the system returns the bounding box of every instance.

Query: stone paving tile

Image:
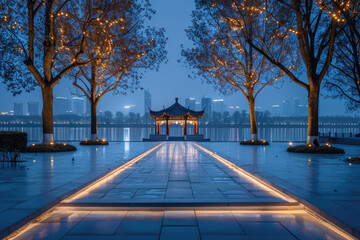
[10,209,348,240]
[196,211,245,236]
[163,211,197,226]
[160,226,200,240]
[0,142,159,238]
[199,142,360,237]
[68,142,285,204]
[7,142,353,240]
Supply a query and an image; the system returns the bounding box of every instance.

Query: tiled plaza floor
[11,209,347,240]
[64,142,288,204]
[0,142,158,238]
[7,142,352,240]
[199,142,360,238]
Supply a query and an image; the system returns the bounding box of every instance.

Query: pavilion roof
[149,98,205,118]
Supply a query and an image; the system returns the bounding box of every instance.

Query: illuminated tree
[0,0,114,144]
[320,0,360,110]
[182,1,289,141]
[72,0,167,141]
[245,0,339,145]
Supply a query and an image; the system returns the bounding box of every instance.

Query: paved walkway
[8,142,351,240]
[65,142,288,204]
[0,142,158,238]
[199,142,360,238]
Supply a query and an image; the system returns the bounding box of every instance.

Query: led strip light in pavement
[193,143,357,240]
[63,143,163,202]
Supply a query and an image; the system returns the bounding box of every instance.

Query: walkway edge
[2,143,162,240]
[194,143,359,240]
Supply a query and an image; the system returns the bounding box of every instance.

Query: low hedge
[0,131,27,152]
[80,139,109,145]
[240,140,270,145]
[24,143,77,153]
[287,145,345,154]
[347,157,360,164]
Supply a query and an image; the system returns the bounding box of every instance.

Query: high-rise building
[213,99,226,113]
[72,97,85,116]
[272,105,281,116]
[282,100,291,117]
[293,98,300,115]
[28,102,39,116]
[185,98,196,110]
[195,101,201,111]
[85,100,90,116]
[13,102,23,116]
[54,97,71,115]
[201,97,212,120]
[144,89,152,114]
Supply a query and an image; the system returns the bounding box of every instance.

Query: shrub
[287,145,345,154]
[240,140,270,145]
[80,139,109,145]
[24,143,77,153]
[0,131,27,161]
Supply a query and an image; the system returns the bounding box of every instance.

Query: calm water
[1,125,359,142]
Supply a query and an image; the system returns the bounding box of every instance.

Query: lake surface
[1,125,359,142]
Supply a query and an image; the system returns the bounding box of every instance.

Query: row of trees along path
[183,0,359,145]
[1,0,359,145]
[0,0,166,144]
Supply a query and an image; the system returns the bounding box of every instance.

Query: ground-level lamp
[289,142,293,147]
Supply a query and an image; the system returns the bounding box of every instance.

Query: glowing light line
[193,143,357,240]
[63,143,162,202]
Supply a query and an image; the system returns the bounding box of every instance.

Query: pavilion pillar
[183,118,187,136]
[194,121,198,134]
[155,121,158,135]
[166,118,169,135]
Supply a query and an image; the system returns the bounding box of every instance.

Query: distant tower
[201,97,212,120]
[272,105,281,116]
[54,97,71,115]
[212,99,226,113]
[13,102,23,116]
[282,100,290,117]
[72,97,85,116]
[185,98,196,110]
[144,89,152,115]
[293,98,300,116]
[28,102,39,116]
[85,100,90,116]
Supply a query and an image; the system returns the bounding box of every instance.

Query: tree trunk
[307,85,320,145]
[41,85,54,144]
[248,97,258,140]
[91,102,98,141]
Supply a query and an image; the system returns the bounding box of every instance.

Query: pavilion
[143,98,209,141]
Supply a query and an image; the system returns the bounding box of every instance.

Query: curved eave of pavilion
[149,110,205,119]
